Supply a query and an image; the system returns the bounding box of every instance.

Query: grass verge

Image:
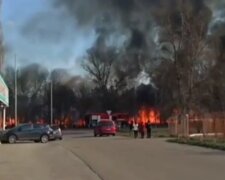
[167,138,225,151]
[118,128,172,138]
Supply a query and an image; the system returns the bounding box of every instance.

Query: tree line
[3,63,157,123]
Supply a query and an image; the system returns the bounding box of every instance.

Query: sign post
[0,75,9,107]
[0,74,9,130]
[107,110,112,121]
[3,107,5,130]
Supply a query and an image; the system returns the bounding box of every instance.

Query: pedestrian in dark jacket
[146,121,152,138]
[129,120,133,136]
[139,122,145,138]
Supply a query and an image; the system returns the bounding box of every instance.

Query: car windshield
[51,125,59,130]
[99,121,114,127]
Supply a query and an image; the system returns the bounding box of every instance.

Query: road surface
[1,130,225,180]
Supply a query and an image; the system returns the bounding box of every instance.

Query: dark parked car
[94,120,116,137]
[1,123,54,144]
[51,125,63,140]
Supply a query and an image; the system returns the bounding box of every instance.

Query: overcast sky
[2,0,96,74]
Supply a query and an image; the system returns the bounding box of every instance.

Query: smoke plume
[19,0,225,75]
[51,0,215,50]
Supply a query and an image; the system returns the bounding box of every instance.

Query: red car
[94,121,116,137]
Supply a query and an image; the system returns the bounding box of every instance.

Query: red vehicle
[85,113,110,128]
[94,120,116,137]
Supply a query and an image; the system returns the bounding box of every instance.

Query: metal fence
[168,113,225,139]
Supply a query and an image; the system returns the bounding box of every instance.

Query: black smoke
[52,0,157,50]
[51,0,214,50]
[20,0,225,72]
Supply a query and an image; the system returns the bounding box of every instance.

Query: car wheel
[94,133,97,137]
[40,134,49,143]
[59,137,63,140]
[100,134,103,137]
[8,135,16,144]
[112,134,115,136]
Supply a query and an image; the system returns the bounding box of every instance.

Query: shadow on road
[70,135,95,139]
[62,130,91,135]
[69,135,134,141]
[1,140,59,145]
[1,141,34,145]
[198,151,225,156]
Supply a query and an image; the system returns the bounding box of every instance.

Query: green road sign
[0,75,9,106]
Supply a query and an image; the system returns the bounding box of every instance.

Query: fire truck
[85,113,111,128]
[112,113,130,128]
[85,112,130,128]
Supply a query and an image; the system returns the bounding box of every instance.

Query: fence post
[175,116,178,136]
[186,114,189,138]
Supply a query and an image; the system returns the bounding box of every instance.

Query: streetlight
[50,79,53,126]
[14,54,18,126]
[47,72,53,126]
[46,79,53,126]
[1,104,6,130]
[186,114,189,137]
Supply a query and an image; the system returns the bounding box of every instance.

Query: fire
[138,107,160,124]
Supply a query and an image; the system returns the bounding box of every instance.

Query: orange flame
[138,107,160,124]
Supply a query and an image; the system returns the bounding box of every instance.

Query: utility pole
[50,79,53,126]
[15,54,17,126]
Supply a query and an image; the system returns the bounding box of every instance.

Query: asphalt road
[1,130,225,180]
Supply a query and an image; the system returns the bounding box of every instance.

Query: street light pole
[14,54,18,126]
[50,79,53,126]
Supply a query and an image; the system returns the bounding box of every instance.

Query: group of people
[129,121,152,138]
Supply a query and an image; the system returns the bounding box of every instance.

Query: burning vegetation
[137,107,161,125]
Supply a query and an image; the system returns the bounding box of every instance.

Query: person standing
[129,120,133,136]
[146,121,152,138]
[133,121,139,138]
[139,122,145,138]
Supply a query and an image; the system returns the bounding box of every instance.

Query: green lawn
[167,138,225,151]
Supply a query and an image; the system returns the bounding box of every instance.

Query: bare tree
[82,48,115,90]
[152,0,212,118]
[205,29,225,112]
[5,64,49,122]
